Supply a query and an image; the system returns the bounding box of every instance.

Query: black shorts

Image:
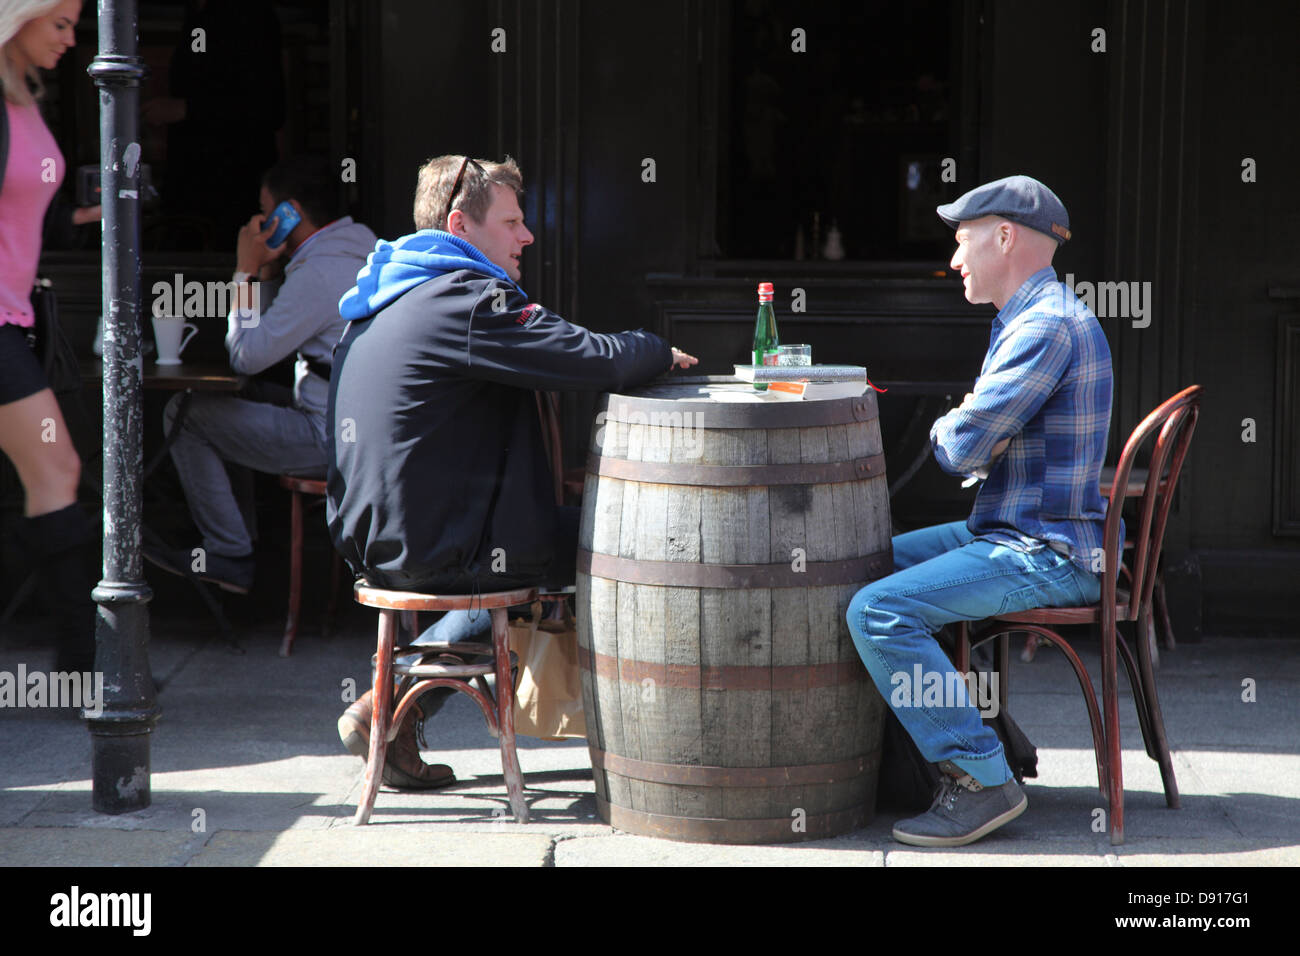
[0,322,49,405]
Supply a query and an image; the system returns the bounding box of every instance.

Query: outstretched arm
[461,281,681,391]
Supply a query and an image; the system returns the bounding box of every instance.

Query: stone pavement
[1,595,1297,867]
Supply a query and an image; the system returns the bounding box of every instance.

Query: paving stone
[3,624,1296,866]
[0,828,199,867]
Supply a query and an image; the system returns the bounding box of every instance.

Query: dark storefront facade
[15,0,1300,637]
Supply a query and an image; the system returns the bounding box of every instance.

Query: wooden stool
[351,582,538,826]
[278,475,345,657]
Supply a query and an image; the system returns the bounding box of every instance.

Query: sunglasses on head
[444,156,483,228]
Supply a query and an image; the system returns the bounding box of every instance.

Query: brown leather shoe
[337,691,375,758]
[337,688,435,756]
[381,710,456,790]
[336,690,456,791]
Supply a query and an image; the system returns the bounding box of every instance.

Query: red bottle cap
[757,281,774,301]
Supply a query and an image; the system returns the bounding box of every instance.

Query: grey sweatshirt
[225,216,378,418]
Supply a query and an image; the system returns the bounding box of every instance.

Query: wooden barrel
[576,376,893,843]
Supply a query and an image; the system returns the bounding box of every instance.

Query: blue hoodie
[338,230,522,321]
[326,229,672,592]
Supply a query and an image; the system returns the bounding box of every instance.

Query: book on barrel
[734,363,868,383]
[765,380,867,399]
[734,364,869,399]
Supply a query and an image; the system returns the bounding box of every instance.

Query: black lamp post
[86,0,159,814]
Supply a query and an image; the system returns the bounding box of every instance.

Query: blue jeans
[395,609,494,720]
[411,608,492,647]
[165,390,328,557]
[846,520,1100,787]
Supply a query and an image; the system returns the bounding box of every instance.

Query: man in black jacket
[328,155,695,787]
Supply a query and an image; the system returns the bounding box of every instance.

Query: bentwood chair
[1099,464,1178,654]
[955,385,1202,845]
[278,475,346,657]
[350,390,571,825]
[536,390,586,503]
[1022,463,1178,664]
[535,391,565,504]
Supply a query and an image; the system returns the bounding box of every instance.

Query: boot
[337,689,455,790]
[23,504,96,675]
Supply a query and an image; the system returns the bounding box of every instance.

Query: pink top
[0,100,64,327]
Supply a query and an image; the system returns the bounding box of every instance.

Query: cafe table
[82,359,246,474]
[82,359,248,641]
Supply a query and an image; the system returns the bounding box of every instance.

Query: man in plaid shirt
[847,175,1118,847]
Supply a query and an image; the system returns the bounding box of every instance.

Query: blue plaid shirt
[930,267,1118,574]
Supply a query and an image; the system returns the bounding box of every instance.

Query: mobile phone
[262,200,302,248]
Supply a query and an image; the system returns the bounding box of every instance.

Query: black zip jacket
[326,271,671,592]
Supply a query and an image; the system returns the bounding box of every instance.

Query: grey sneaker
[892,761,1028,847]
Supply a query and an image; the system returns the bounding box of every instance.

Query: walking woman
[1,0,97,672]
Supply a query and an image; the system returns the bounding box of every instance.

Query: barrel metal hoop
[588,746,872,787]
[577,549,893,588]
[585,452,887,487]
[577,645,867,690]
[593,795,870,844]
[602,392,878,428]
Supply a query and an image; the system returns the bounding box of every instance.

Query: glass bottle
[751,281,779,390]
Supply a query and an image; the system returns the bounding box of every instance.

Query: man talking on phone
[145,155,377,595]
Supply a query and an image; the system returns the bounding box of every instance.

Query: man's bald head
[950,215,1060,310]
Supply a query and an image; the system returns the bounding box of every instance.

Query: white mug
[152,316,198,365]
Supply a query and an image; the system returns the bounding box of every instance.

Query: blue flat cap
[936,175,1072,243]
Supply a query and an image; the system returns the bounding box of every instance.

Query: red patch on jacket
[517,304,541,325]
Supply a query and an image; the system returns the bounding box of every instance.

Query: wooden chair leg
[327,553,343,614]
[1154,568,1176,650]
[1020,632,1041,662]
[995,632,1009,715]
[355,608,396,825]
[280,489,304,657]
[493,606,529,823]
[1146,614,1160,670]
[1116,629,1157,760]
[1134,605,1180,810]
[1101,621,1125,845]
[1010,624,1111,800]
[322,553,343,638]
